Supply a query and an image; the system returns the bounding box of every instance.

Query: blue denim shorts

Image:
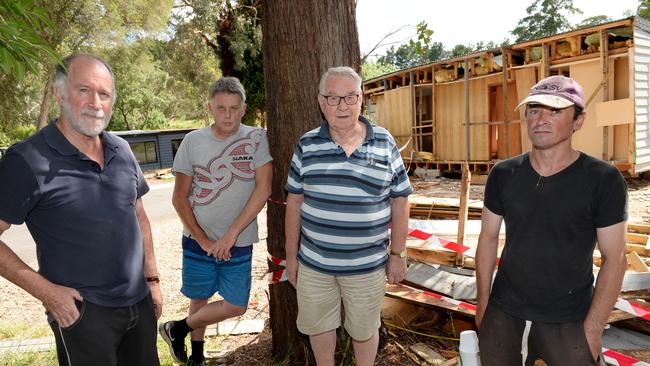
[180,236,253,307]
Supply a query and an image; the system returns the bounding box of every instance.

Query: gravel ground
[0,174,648,364]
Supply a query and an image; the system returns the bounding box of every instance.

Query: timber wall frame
[363,16,650,176]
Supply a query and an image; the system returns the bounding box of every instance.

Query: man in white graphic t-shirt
[159,77,272,365]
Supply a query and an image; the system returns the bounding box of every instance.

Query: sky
[356,0,640,58]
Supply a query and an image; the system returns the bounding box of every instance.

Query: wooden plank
[406,246,458,267]
[511,19,632,49]
[627,252,650,273]
[381,296,431,326]
[464,60,470,161]
[457,163,471,254]
[595,98,635,127]
[625,243,650,257]
[410,343,446,364]
[607,309,638,324]
[601,29,611,160]
[628,223,650,235]
[627,232,649,246]
[410,196,484,209]
[385,283,476,317]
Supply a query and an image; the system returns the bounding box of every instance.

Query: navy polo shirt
[0,120,150,307]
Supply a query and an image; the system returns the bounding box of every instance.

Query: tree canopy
[0,0,646,146]
[511,0,582,43]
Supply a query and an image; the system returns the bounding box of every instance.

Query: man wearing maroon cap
[476,75,628,366]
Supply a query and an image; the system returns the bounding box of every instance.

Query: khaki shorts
[296,264,386,341]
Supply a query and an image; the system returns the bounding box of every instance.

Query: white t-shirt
[172,124,272,246]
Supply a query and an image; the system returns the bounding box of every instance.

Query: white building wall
[634,18,650,173]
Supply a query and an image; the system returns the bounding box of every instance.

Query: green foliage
[0,0,60,80]
[511,0,582,43]
[361,60,398,80]
[0,115,37,146]
[168,0,266,126]
[377,22,449,69]
[105,41,173,131]
[0,0,176,138]
[574,15,613,29]
[640,0,650,19]
[166,119,205,129]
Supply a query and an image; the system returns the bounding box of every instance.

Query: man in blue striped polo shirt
[285,66,412,365]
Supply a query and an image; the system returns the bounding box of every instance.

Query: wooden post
[418,85,424,151]
[541,43,550,79]
[628,47,636,175]
[600,30,610,161]
[410,71,417,152]
[431,65,437,158]
[464,59,470,161]
[457,162,471,266]
[502,48,510,158]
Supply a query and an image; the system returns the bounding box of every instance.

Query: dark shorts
[478,301,605,366]
[181,235,253,307]
[48,293,159,366]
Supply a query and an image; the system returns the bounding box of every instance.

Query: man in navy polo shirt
[0,54,162,365]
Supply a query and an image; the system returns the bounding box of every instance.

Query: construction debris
[382,192,650,364]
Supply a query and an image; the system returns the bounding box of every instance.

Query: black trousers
[478,301,605,366]
[48,293,159,366]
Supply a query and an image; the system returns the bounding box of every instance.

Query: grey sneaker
[158,321,187,363]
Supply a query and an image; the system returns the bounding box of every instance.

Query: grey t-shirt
[172,125,272,246]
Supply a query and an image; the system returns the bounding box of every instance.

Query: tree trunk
[37,76,54,130]
[262,1,360,364]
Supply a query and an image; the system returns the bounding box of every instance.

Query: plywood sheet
[614,124,630,161]
[595,98,635,126]
[434,75,498,161]
[375,87,414,156]
[514,68,537,153]
[570,59,616,158]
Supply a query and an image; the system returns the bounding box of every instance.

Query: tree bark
[262,1,360,364]
[37,76,54,130]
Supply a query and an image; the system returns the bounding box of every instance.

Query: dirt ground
[0,173,648,365]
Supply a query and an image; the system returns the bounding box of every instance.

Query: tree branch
[361,24,414,63]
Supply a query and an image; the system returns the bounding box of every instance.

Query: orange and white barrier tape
[615,298,650,321]
[267,254,287,284]
[407,226,650,323]
[421,288,477,312]
[602,347,650,366]
[392,283,477,313]
[407,228,476,257]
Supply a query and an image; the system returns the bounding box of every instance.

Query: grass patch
[0,349,57,365]
[166,119,205,130]
[0,323,51,341]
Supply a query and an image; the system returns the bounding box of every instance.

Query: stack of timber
[383,221,650,364]
[409,196,483,220]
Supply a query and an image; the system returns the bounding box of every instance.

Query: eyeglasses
[321,94,360,106]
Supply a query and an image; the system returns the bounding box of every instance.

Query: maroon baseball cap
[516,75,585,110]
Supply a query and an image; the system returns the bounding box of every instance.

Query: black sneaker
[159,321,188,363]
[187,355,205,366]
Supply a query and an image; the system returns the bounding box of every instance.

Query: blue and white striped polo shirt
[285,116,412,276]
